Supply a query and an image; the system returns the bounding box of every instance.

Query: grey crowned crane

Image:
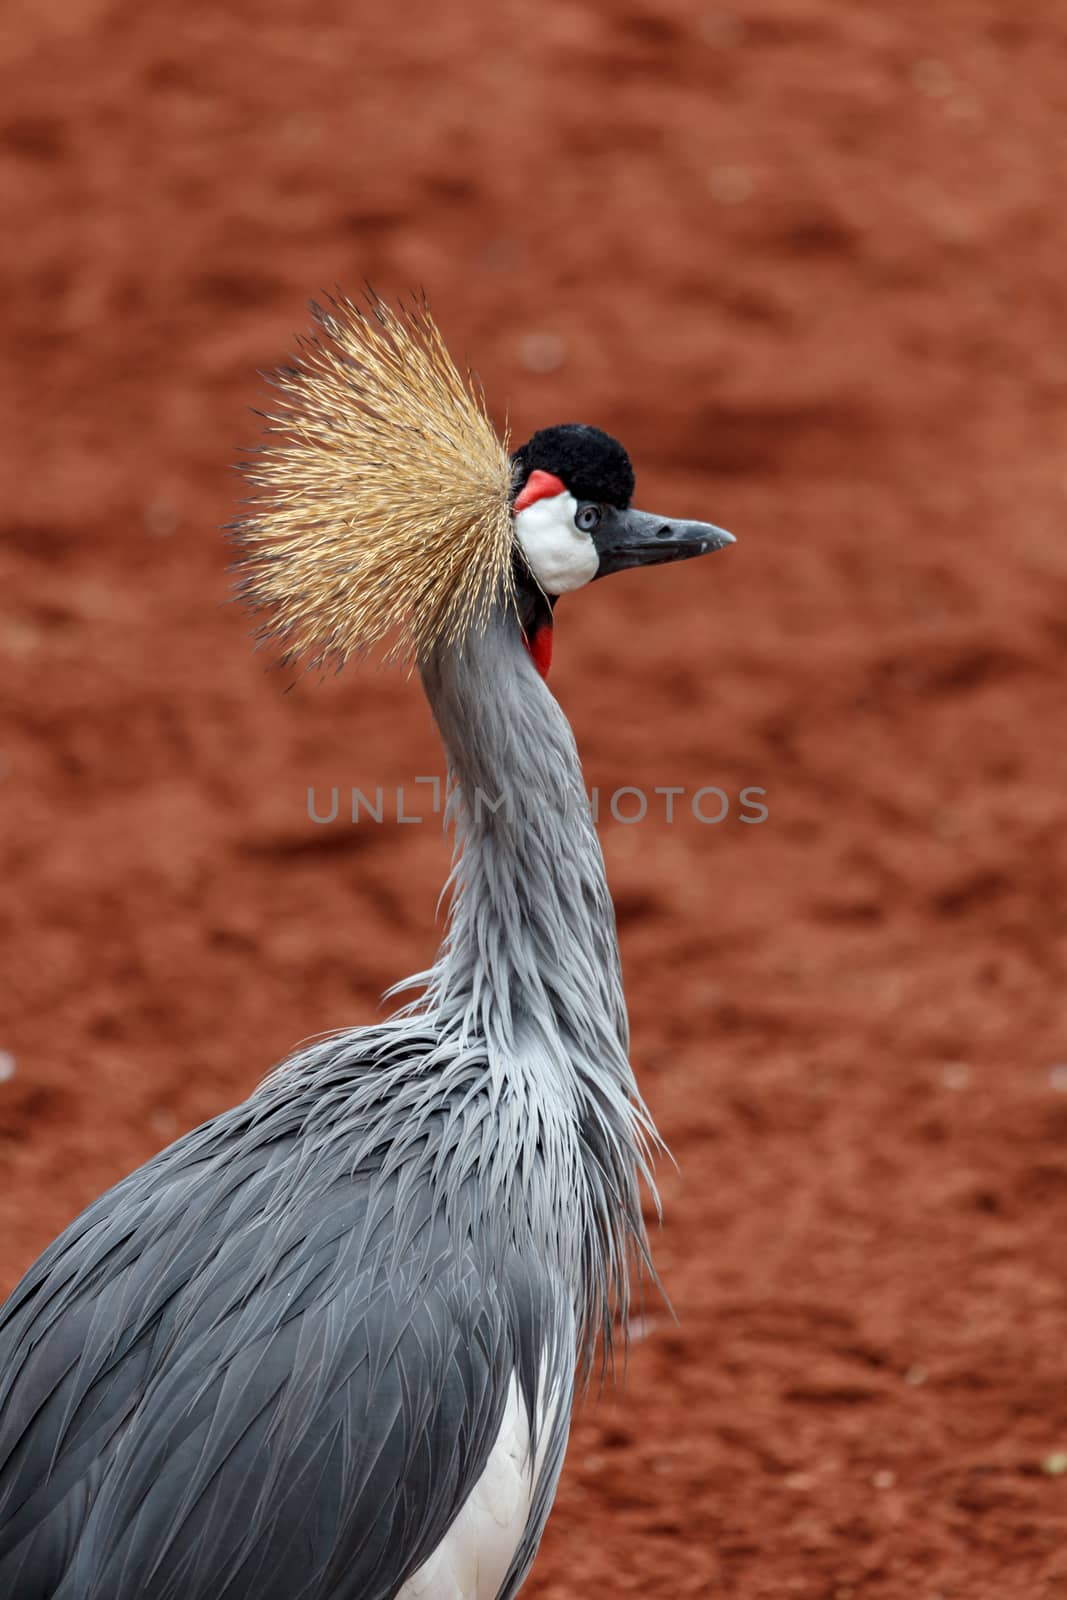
[0,295,734,1600]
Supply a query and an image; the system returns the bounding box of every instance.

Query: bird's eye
[575,504,602,533]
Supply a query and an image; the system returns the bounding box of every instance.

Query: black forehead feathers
[511,423,635,509]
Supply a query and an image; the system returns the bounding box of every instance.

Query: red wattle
[523,623,554,679]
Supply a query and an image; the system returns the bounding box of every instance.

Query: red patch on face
[513,469,566,513]
[523,621,554,679]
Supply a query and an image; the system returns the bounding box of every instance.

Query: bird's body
[0,298,733,1598]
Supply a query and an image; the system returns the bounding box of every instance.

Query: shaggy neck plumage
[417,603,658,1363]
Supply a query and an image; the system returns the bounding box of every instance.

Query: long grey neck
[417,603,657,1361]
[419,604,627,1074]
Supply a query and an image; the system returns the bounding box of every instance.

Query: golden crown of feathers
[233,293,515,668]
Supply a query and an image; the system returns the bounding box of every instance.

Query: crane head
[509,423,733,675]
[232,295,732,676]
[510,423,733,595]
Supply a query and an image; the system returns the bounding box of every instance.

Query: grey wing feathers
[0,1092,568,1600]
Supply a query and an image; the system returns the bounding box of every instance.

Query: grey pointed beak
[593,506,735,579]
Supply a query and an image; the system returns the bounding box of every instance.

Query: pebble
[709,165,753,205]
[144,499,179,538]
[911,59,954,99]
[519,333,566,374]
[700,12,745,48]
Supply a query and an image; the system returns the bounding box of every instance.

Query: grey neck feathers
[417,604,659,1365]
[420,609,626,1067]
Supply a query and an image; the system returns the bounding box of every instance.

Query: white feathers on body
[399,1375,561,1600]
[513,492,599,596]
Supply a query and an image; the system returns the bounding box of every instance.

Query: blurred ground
[2,0,1067,1594]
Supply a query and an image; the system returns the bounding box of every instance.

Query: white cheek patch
[513,491,600,596]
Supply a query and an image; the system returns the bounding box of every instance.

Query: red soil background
[2,1,1067,1594]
